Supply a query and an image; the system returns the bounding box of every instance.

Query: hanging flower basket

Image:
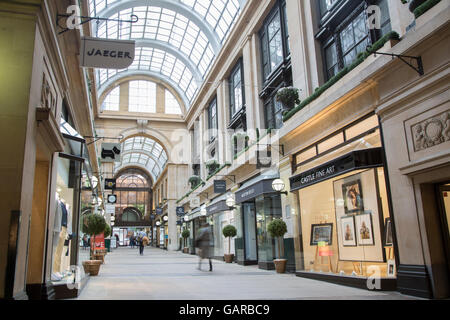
[205,159,220,175]
[276,87,300,111]
[188,175,202,190]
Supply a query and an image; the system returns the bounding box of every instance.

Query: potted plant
[205,159,220,175]
[81,214,107,275]
[267,219,288,273]
[182,229,190,253]
[276,87,300,111]
[222,225,237,263]
[401,0,427,12]
[188,175,202,190]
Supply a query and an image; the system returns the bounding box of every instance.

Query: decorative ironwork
[56,13,138,35]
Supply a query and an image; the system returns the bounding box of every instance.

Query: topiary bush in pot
[81,214,107,274]
[182,229,190,253]
[222,225,237,263]
[267,219,288,273]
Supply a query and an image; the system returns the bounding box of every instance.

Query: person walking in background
[195,222,213,271]
[130,235,135,248]
[138,235,145,255]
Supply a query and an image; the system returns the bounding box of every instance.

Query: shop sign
[176,206,185,217]
[105,204,115,215]
[206,200,229,216]
[94,233,105,250]
[235,179,275,204]
[156,207,163,215]
[80,37,135,69]
[214,180,227,194]
[101,143,121,163]
[256,150,272,169]
[190,197,200,208]
[289,148,383,191]
[105,178,116,190]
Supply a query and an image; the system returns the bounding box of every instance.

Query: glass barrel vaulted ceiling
[90,0,244,109]
[114,136,169,182]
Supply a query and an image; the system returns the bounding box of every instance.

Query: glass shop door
[243,202,258,262]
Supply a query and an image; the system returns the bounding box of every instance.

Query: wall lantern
[200,205,207,216]
[163,215,169,222]
[184,215,189,222]
[272,179,288,195]
[91,176,98,189]
[226,195,236,209]
[156,221,161,226]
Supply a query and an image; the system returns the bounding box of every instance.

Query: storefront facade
[234,173,285,270]
[288,113,398,289]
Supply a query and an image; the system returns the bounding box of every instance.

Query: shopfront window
[292,129,397,281]
[255,194,282,264]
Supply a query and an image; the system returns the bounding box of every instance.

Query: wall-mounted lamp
[184,215,189,222]
[226,195,236,209]
[156,221,161,226]
[272,179,288,195]
[163,215,169,222]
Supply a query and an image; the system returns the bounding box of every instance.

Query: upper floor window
[165,89,182,115]
[102,86,120,111]
[319,0,391,81]
[264,95,283,130]
[229,59,245,119]
[129,80,156,113]
[208,97,218,143]
[259,0,290,84]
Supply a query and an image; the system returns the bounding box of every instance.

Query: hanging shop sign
[289,148,384,191]
[105,204,115,215]
[80,36,135,69]
[156,207,163,215]
[214,180,227,194]
[176,206,185,217]
[190,196,200,208]
[105,178,116,190]
[100,143,121,163]
[107,194,117,204]
[256,150,272,169]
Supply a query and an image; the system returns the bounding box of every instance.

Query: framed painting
[340,215,357,247]
[310,223,333,246]
[355,212,375,246]
[342,179,364,214]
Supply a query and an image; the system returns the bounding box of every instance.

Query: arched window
[102,86,120,111]
[129,80,156,113]
[165,89,182,115]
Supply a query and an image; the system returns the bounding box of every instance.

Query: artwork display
[310,223,333,246]
[384,218,393,247]
[342,179,364,213]
[340,215,357,247]
[355,212,375,246]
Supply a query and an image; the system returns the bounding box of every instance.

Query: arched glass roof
[114,136,169,182]
[89,0,244,110]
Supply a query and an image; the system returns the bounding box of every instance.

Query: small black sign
[150,214,155,220]
[176,206,185,217]
[156,207,163,215]
[105,178,116,190]
[214,180,227,194]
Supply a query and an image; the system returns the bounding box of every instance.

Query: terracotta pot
[183,248,189,254]
[409,0,427,12]
[93,253,105,264]
[224,254,234,263]
[274,259,287,274]
[82,260,102,276]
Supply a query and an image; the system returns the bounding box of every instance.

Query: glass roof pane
[90,0,244,109]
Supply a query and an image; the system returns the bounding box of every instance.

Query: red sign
[93,233,105,250]
[318,245,333,257]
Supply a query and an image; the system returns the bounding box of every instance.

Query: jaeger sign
[80,37,135,69]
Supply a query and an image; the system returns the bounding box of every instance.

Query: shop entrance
[243,202,258,262]
[437,182,450,275]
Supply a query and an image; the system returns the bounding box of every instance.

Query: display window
[291,127,397,280]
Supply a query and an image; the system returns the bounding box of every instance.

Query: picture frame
[387,259,396,277]
[355,212,375,246]
[340,215,357,247]
[384,217,393,247]
[342,179,364,214]
[310,223,333,246]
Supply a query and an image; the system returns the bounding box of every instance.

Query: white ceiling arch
[97,70,191,109]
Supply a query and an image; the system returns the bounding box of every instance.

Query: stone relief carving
[412,111,450,152]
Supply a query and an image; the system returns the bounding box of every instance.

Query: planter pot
[93,253,105,264]
[183,247,189,254]
[274,259,288,274]
[409,0,427,12]
[82,260,102,276]
[224,254,234,263]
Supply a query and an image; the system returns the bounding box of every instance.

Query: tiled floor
[75,247,419,300]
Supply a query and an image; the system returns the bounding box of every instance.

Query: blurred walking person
[195,222,213,271]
